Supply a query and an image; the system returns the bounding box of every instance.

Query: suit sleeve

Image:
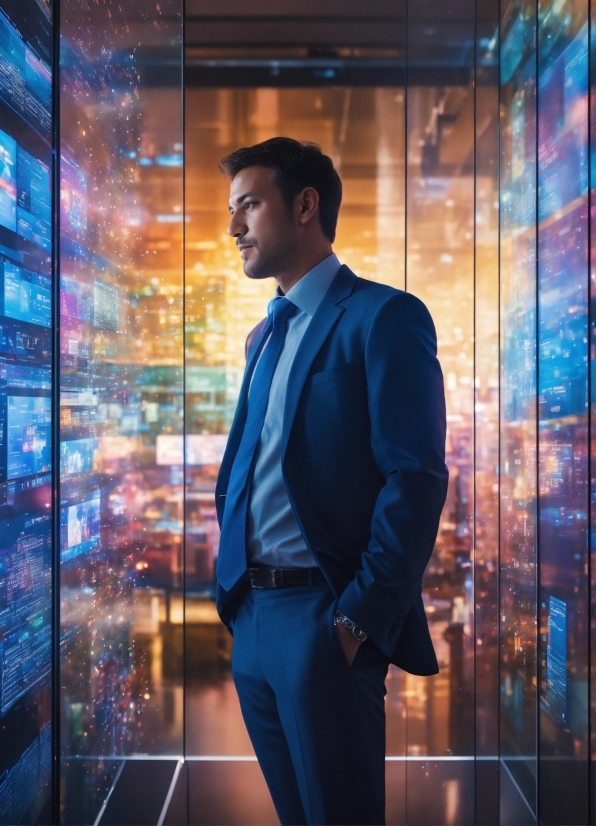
[336,291,449,659]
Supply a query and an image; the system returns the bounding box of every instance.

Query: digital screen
[0,9,51,136]
[545,596,567,724]
[16,145,50,251]
[7,395,51,479]
[61,276,91,321]
[0,127,16,232]
[60,154,87,239]
[537,15,588,793]
[60,277,92,368]
[0,0,52,820]
[0,722,51,824]
[186,434,227,466]
[156,434,228,465]
[0,363,50,390]
[3,260,50,327]
[156,434,183,465]
[0,314,51,362]
[93,280,121,332]
[0,513,51,715]
[60,437,99,477]
[60,495,101,562]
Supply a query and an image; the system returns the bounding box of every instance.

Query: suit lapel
[281,265,357,459]
[217,264,358,504]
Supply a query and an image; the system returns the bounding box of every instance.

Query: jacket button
[390,617,404,635]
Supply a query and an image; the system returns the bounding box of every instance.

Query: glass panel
[405,0,475,775]
[591,0,596,816]
[183,82,407,761]
[499,0,538,812]
[58,1,183,821]
[0,0,53,822]
[474,0,500,818]
[537,0,589,821]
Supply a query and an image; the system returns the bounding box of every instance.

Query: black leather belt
[248,566,326,589]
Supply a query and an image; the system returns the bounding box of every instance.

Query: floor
[80,756,525,826]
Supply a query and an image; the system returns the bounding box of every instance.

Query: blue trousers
[231,582,389,825]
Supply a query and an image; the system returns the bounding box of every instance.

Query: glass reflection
[474,0,500,776]
[592,0,596,813]
[537,0,589,820]
[499,0,538,811]
[59,0,183,821]
[0,0,53,822]
[406,0,475,766]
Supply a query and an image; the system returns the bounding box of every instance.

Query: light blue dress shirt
[247,253,341,568]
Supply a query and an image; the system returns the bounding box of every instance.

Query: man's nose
[227,212,246,237]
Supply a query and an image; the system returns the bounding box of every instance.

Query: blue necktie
[217,297,298,591]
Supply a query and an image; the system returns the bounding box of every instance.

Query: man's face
[227,165,298,280]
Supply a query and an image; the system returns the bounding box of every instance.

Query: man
[215,137,448,826]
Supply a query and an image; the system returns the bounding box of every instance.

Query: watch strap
[334,610,368,642]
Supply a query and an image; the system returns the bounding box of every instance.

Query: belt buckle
[249,568,279,589]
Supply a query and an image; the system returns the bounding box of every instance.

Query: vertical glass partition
[500,0,538,814]
[58,0,183,822]
[474,0,500,820]
[591,0,596,816]
[0,0,53,822]
[405,0,475,818]
[537,0,589,821]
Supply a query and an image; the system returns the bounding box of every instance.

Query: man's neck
[275,244,334,295]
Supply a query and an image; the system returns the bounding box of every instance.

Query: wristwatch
[334,611,368,642]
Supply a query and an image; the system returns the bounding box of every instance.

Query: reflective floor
[88,757,503,826]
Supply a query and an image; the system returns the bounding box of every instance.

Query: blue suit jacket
[215,265,448,676]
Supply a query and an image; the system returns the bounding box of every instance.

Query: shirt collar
[268,253,341,317]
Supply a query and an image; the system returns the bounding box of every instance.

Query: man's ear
[296,187,320,225]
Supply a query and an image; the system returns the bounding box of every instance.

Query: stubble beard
[243,239,297,281]
[243,215,299,280]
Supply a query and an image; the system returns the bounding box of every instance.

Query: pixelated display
[0,1,52,822]
[537,4,589,815]
[500,0,590,816]
[0,8,50,136]
[500,0,538,807]
[61,495,100,561]
[58,0,183,820]
[545,596,567,724]
[7,394,51,479]
[3,261,50,327]
[0,128,16,232]
[0,722,51,824]
[16,145,50,250]
[0,513,51,714]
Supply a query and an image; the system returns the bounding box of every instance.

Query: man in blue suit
[215,137,448,825]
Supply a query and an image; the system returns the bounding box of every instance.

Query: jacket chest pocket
[308,361,356,387]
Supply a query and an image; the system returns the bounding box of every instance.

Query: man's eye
[245,201,257,209]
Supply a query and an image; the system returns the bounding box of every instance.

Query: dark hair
[219,137,342,243]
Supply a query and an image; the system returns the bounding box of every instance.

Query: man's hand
[335,622,362,666]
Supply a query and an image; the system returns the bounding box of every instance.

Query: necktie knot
[272,297,298,325]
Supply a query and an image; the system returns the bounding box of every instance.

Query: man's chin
[244,262,273,280]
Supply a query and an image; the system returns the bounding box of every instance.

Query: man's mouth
[238,243,254,257]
